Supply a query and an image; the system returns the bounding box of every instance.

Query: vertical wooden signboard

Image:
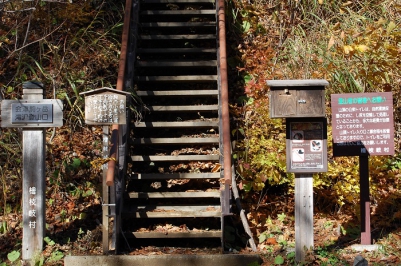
[332,92,394,246]
[0,81,63,264]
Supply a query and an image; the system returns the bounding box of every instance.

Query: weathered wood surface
[102,126,110,253]
[22,85,46,263]
[266,79,329,87]
[295,175,314,262]
[1,99,63,128]
[131,230,222,238]
[130,173,220,179]
[270,89,325,118]
[128,191,220,198]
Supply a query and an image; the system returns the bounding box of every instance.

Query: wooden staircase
[106,0,232,252]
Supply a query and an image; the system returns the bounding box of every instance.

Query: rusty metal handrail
[106,0,133,186]
[218,0,232,185]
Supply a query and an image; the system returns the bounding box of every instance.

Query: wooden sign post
[332,92,394,247]
[0,81,63,264]
[286,118,327,261]
[21,82,46,263]
[80,88,130,254]
[267,80,329,262]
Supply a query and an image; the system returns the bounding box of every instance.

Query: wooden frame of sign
[1,99,63,128]
[80,88,131,125]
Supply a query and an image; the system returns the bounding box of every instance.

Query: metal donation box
[80,87,131,125]
[267,80,329,173]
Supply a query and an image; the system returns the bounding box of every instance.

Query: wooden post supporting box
[267,80,328,118]
[267,79,329,263]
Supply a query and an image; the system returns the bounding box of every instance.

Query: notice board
[331,92,394,157]
[286,118,327,173]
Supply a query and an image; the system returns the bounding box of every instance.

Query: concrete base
[65,254,263,266]
[351,244,381,252]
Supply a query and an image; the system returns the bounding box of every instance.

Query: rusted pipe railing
[217,0,257,251]
[106,0,132,186]
[218,0,232,185]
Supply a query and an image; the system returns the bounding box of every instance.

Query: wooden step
[142,0,215,4]
[128,191,220,198]
[136,90,218,96]
[141,10,215,15]
[141,22,215,27]
[146,105,218,112]
[130,173,220,179]
[131,154,219,161]
[132,137,219,144]
[130,230,222,239]
[125,206,221,218]
[134,121,218,127]
[140,34,216,40]
[136,60,217,67]
[135,75,217,82]
[138,48,216,53]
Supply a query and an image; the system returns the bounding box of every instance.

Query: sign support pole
[22,82,46,263]
[359,155,371,245]
[102,126,110,254]
[295,174,314,262]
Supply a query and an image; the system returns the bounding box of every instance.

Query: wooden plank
[140,34,216,40]
[130,172,220,179]
[136,90,218,96]
[131,154,219,161]
[138,48,216,53]
[136,60,217,67]
[147,105,218,111]
[102,126,110,254]
[134,210,221,218]
[132,137,219,144]
[131,231,222,239]
[141,10,215,15]
[135,75,218,82]
[267,79,329,87]
[131,205,221,211]
[134,121,218,127]
[142,0,215,3]
[123,202,222,218]
[141,22,215,27]
[128,191,220,198]
[22,86,46,262]
[295,175,314,262]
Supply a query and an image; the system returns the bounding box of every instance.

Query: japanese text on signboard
[11,103,53,123]
[286,118,327,173]
[85,94,126,124]
[331,92,394,156]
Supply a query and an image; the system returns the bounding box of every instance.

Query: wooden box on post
[267,80,328,118]
[267,79,329,263]
[80,87,131,125]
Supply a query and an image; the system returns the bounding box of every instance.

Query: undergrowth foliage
[0,0,124,263]
[229,0,401,220]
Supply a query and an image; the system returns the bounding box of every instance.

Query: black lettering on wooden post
[21,82,46,263]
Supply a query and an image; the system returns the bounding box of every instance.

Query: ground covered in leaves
[2,0,401,265]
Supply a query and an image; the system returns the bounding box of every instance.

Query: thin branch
[6,20,66,60]
[5,7,36,12]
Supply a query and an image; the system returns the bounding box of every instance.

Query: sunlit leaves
[242,21,251,33]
